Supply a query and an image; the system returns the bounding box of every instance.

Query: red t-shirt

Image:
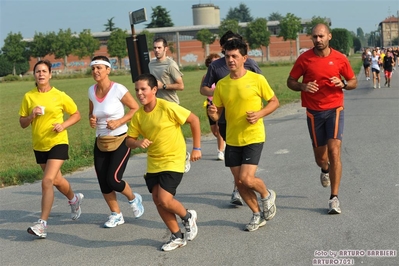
[289,48,355,111]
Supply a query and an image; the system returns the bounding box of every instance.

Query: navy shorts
[225,143,264,167]
[372,68,380,74]
[145,171,183,196]
[34,144,69,164]
[306,107,344,148]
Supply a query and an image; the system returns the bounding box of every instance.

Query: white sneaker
[328,197,341,214]
[261,189,277,221]
[70,193,84,220]
[182,210,198,241]
[244,214,266,232]
[184,151,191,173]
[27,219,47,238]
[320,172,331,187]
[230,189,244,205]
[129,193,144,218]
[161,234,187,251]
[104,212,125,228]
[217,150,224,161]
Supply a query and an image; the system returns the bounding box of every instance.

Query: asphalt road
[1,69,398,266]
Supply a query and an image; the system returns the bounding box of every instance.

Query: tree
[0,53,29,76]
[168,42,176,59]
[268,12,283,21]
[368,31,380,47]
[245,18,270,62]
[29,32,50,61]
[197,29,216,57]
[356,27,367,48]
[107,28,128,69]
[139,29,155,52]
[330,28,352,55]
[1,32,26,75]
[278,13,302,61]
[49,28,77,72]
[73,29,100,59]
[104,17,118,32]
[225,3,253,22]
[305,16,329,36]
[146,6,174,28]
[352,36,361,53]
[218,19,242,38]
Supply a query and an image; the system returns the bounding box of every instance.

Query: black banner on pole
[126,34,150,83]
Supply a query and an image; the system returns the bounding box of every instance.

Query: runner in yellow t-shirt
[19,60,83,238]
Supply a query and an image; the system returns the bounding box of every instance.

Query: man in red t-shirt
[287,24,357,214]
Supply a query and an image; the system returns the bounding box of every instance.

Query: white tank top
[371,56,380,71]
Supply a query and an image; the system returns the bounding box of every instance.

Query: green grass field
[0,56,361,187]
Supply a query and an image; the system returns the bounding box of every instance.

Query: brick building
[378,15,399,47]
[27,23,317,73]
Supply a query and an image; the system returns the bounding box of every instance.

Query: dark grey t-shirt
[202,57,262,88]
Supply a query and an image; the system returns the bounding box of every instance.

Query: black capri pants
[94,137,131,194]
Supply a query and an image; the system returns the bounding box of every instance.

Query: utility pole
[388,6,392,47]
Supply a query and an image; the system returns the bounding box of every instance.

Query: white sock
[39,219,47,227]
[68,194,78,204]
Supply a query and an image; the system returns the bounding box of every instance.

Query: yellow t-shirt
[380,53,385,62]
[19,87,78,151]
[213,71,275,146]
[127,99,190,173]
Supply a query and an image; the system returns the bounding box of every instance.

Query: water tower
[192,3,220,25]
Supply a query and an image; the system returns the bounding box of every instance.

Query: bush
[2,74,20,82]
[109,69,130,76]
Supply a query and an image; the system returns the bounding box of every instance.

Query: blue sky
[1,0,398,46]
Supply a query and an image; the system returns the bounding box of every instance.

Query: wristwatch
[163,84,167,90]
[341,80,347,89]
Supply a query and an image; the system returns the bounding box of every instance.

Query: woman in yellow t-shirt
[19,60,83,239]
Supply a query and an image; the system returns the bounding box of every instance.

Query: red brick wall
[28,34,314,73]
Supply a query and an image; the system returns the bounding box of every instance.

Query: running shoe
[70,193,84,220]
[217,150,224,161]
[244,214,266,232]
[27,219,47,238]
[161,234,187,251]
[184,151,191,173]
[104,212,125,228]
[182,210,198,241]
[320,172,331,187]
[328,197,341,214]
[230,189,244,206]
[261,189,277,221]
[129,193,144,218]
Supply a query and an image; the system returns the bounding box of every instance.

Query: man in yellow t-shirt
[208,39,280,232]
